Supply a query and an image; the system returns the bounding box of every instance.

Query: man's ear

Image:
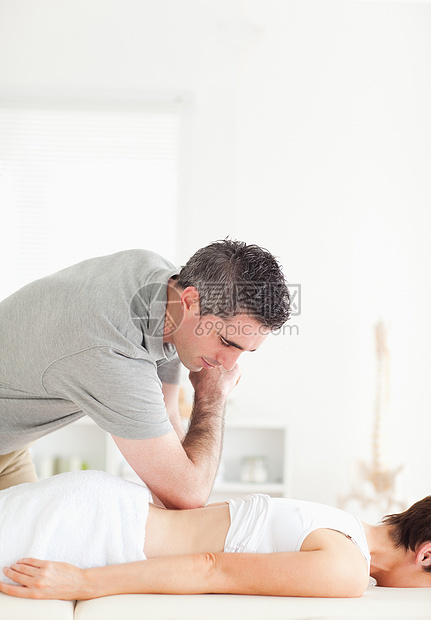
[415,542,431,568]
[180,286,200,313]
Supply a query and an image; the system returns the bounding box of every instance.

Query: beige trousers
[0,446,38,490]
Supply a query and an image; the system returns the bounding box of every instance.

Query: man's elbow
[161,487,210,510]
[182,496,208,510]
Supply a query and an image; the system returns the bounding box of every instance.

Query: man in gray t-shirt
[0,239,290,509]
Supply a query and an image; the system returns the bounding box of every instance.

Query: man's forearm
[181,390,226,498]
[112,365,240,510]
[179,364,240,505]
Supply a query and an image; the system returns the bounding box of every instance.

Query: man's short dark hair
[176,239,291,330]
[382,496,431,573]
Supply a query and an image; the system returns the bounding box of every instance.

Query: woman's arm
[0,544,368,600]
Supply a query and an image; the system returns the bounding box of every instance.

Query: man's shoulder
[55,249,176,278]
[112,249,176,270]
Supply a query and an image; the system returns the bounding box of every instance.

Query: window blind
[0,102,180,300]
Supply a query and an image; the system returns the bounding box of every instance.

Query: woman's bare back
[144,502,231,559]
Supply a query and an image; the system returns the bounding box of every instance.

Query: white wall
[231,0,431,510]
[1,0,430,510]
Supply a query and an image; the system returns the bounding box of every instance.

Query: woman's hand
[0,558,91,600]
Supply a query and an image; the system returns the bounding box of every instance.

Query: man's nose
[218,348,242,371]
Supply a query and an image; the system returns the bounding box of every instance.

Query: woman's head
[377,496,431,587]
[383,495,431,569]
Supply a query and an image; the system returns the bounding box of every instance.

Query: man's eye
[220,337,230,347]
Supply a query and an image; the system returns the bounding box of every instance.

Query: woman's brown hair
[382,496,431,572]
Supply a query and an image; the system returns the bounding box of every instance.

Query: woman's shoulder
[301,528,370,594]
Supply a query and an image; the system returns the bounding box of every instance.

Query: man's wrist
[193,389,227,413]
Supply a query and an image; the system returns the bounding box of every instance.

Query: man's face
[172,305,270,372]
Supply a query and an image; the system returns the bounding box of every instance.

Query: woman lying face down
[0,470,430,600]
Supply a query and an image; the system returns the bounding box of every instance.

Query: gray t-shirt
[0,250,181,453]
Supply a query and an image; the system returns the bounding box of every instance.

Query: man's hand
[188,364,241,400]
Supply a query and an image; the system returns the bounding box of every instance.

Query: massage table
[1,584,430,620]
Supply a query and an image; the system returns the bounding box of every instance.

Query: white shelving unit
[210,420,290,502]
[30,417,291,501]
[30,417,125,480]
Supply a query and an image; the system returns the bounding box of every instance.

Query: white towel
[0,470,150,584]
